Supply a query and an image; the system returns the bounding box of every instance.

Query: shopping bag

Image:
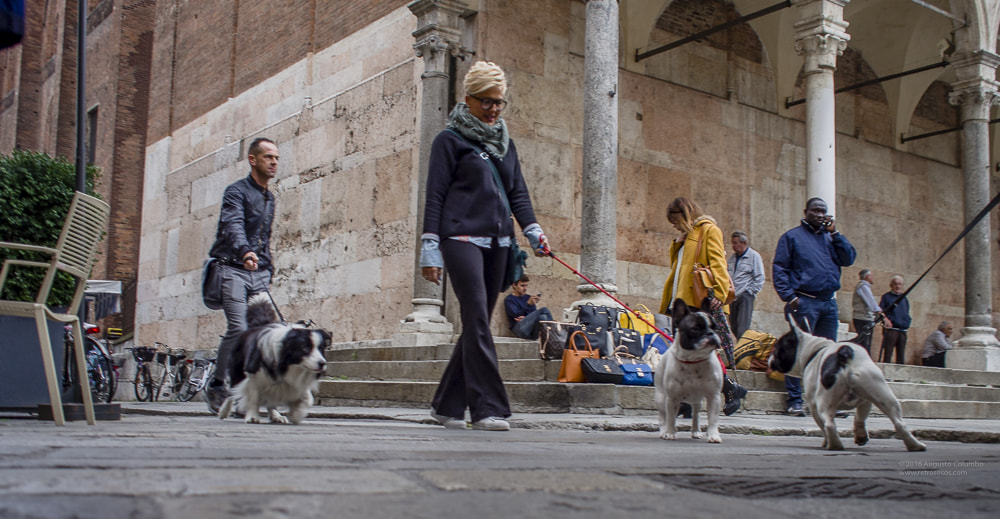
[558,330,602,383]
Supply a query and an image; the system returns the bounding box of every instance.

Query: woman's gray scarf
[447,102,509,159]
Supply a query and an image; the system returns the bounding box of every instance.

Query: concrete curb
[118,403,1000,444]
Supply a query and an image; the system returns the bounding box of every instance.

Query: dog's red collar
[676,357,709,364]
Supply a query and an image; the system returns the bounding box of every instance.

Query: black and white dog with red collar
[769,315,926,451]
[655,298,723,443]
[219,293,331,425]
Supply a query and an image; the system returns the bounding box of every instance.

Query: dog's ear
[699,296,713,314]
[671,299,688,321]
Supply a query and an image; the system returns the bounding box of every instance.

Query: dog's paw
[245,415,261,424]
[691,430,703,439]
[707,434,722,444]
[907,441,927,452]
[660,432,677,440]
[854,434,869,446]
[268,409,289,424]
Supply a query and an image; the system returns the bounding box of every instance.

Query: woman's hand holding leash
[422,266,441,285]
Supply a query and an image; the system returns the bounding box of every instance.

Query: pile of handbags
[538,303,671,387]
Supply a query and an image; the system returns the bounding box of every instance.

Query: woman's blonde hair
[464,61,507,97]
[667,197,703,234]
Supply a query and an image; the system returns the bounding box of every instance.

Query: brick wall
[655,0,763,64]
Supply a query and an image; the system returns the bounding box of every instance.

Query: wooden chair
[0,192,111,425]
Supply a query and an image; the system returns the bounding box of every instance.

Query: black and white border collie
[769,315,926,451]
[219,294,331,424]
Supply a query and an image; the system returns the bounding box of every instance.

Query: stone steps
[318,338,1000,419]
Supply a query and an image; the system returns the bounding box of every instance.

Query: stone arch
[637,0,777,111]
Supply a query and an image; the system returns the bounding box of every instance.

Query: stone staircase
[317,337,1000,419]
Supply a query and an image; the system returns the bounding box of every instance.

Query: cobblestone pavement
[0,407,998,518]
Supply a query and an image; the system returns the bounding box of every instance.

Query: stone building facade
[5,1,1000,367]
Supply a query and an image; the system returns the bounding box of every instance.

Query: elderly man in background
[727,230,765,341]
[922,321,953,368]
[851,269,882,354]
[879,276,910,364]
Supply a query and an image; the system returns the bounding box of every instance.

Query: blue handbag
[620,363,654,386]
[642,333,670,355]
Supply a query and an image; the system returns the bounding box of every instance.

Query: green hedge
[0,150,101,306]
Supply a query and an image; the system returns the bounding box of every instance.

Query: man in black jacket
[205,137,278,413]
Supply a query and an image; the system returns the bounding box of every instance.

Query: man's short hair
[731,231,748,244]
[859,269,871,280]
[938,321,951,331]
[805,197,826,210]
[516,274,530,284]
[248,137,275,158]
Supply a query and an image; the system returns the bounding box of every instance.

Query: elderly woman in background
[659,197,747,416]
[420,61,549,432]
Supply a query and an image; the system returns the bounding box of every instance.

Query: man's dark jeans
[511,307,553,340]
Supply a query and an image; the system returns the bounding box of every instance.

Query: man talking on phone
[504,274,552,340]
[772,197,856,416]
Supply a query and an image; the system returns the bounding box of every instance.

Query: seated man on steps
[504,275,552,340]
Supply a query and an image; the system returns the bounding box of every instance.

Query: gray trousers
[215,264,272,384]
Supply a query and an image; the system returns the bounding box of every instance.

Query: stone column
[399,0,470,345]
[569,0,619,317]
[948,50,1000,370]
[792,0,849,215]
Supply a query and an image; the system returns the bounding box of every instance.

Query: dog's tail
[246,293,279,328]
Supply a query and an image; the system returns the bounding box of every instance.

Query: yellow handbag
[618,304,656,336]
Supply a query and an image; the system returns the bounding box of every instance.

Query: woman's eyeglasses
[469,95,508,112]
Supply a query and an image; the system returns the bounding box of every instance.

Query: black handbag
[581,357,624,384]
[576,304,618,357]
[201,258,224,310]
[613,327,643,357]
[571,322,610,358]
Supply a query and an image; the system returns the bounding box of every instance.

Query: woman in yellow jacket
[659,197,746,415]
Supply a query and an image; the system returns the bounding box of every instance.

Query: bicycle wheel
[134,365,152,402]
[170,362,189,401]
[87,351,114,404]
[175,362,202,402]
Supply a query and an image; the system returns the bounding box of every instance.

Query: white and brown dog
[769,316,926,451]
[219,294,331,424]
[655,298,724,443]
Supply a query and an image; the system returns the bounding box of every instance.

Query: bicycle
[61,323,116,404]
[175,351,217,402]
[149,343,188,401]
[129,346,157,402]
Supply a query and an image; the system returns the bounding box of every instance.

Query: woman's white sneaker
[430,409,467,429]
[471,417,510,431]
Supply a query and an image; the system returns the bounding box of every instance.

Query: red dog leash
[542,247,673,343]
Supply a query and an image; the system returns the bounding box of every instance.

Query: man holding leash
[773,197,856,416]
[879,275,911,364]
[205,137,279,414]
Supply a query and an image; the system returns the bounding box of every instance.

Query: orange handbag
[557,330,602,383]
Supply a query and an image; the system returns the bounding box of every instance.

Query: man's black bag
[202,258,224,310]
